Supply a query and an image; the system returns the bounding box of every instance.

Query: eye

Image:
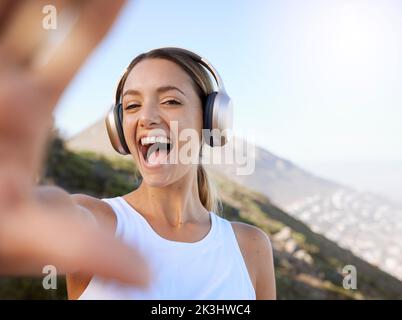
[125,103,141,110]
[162,99,181,106]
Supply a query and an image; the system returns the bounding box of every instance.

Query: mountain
[65,119,402,281]
[203,137,343,206]
[66,117,120,159]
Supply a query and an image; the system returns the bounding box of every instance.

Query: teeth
[140,136,171,146]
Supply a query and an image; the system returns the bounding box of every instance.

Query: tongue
[147,149,168,166]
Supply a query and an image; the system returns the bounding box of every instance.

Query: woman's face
[121,58,203,187]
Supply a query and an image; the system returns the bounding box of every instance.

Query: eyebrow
[122,85,186,98]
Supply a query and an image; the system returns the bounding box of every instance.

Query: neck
[129,169,209,230]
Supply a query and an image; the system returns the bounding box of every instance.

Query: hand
[0,0,151,287]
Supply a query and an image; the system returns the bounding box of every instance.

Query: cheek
[175,118,203,164]
[178,106,203,133]
[166,106,203,144]
[122,116,137,150]
[179,112,202,144]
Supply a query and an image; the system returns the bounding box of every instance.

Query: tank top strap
[100,196,128,238]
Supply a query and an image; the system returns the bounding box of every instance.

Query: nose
[138,101,161,128]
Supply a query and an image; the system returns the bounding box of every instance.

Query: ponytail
[197,164,221,213]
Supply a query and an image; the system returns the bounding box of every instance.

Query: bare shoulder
[230,221,273,256]
[71,194,117,235]
[230,221,270,243]
[230,221,276,300]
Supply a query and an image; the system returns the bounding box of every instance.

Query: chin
[141,165,192,189]
[141,171,176,188]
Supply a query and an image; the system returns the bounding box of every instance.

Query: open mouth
[138,136,173,166]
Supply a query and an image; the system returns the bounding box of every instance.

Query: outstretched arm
[0,0,150,287]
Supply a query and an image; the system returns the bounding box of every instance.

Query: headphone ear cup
[203,92,217,146]
[105,103,130,155]
[115,104,130,154]
[203,91,233,147]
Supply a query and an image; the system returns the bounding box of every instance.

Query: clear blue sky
[55,0,402,203]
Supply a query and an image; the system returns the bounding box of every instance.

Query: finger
[36,0,127,108]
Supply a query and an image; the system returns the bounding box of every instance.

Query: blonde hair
[116,48,222,213]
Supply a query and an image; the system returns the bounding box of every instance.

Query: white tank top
[78,196,256,300]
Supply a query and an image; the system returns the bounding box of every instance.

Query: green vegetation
[1,137,401,299]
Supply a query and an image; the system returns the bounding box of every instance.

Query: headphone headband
[114,47,226,106]
[157,47,226,93]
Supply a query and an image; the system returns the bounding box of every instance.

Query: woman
[66,47,276,300]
